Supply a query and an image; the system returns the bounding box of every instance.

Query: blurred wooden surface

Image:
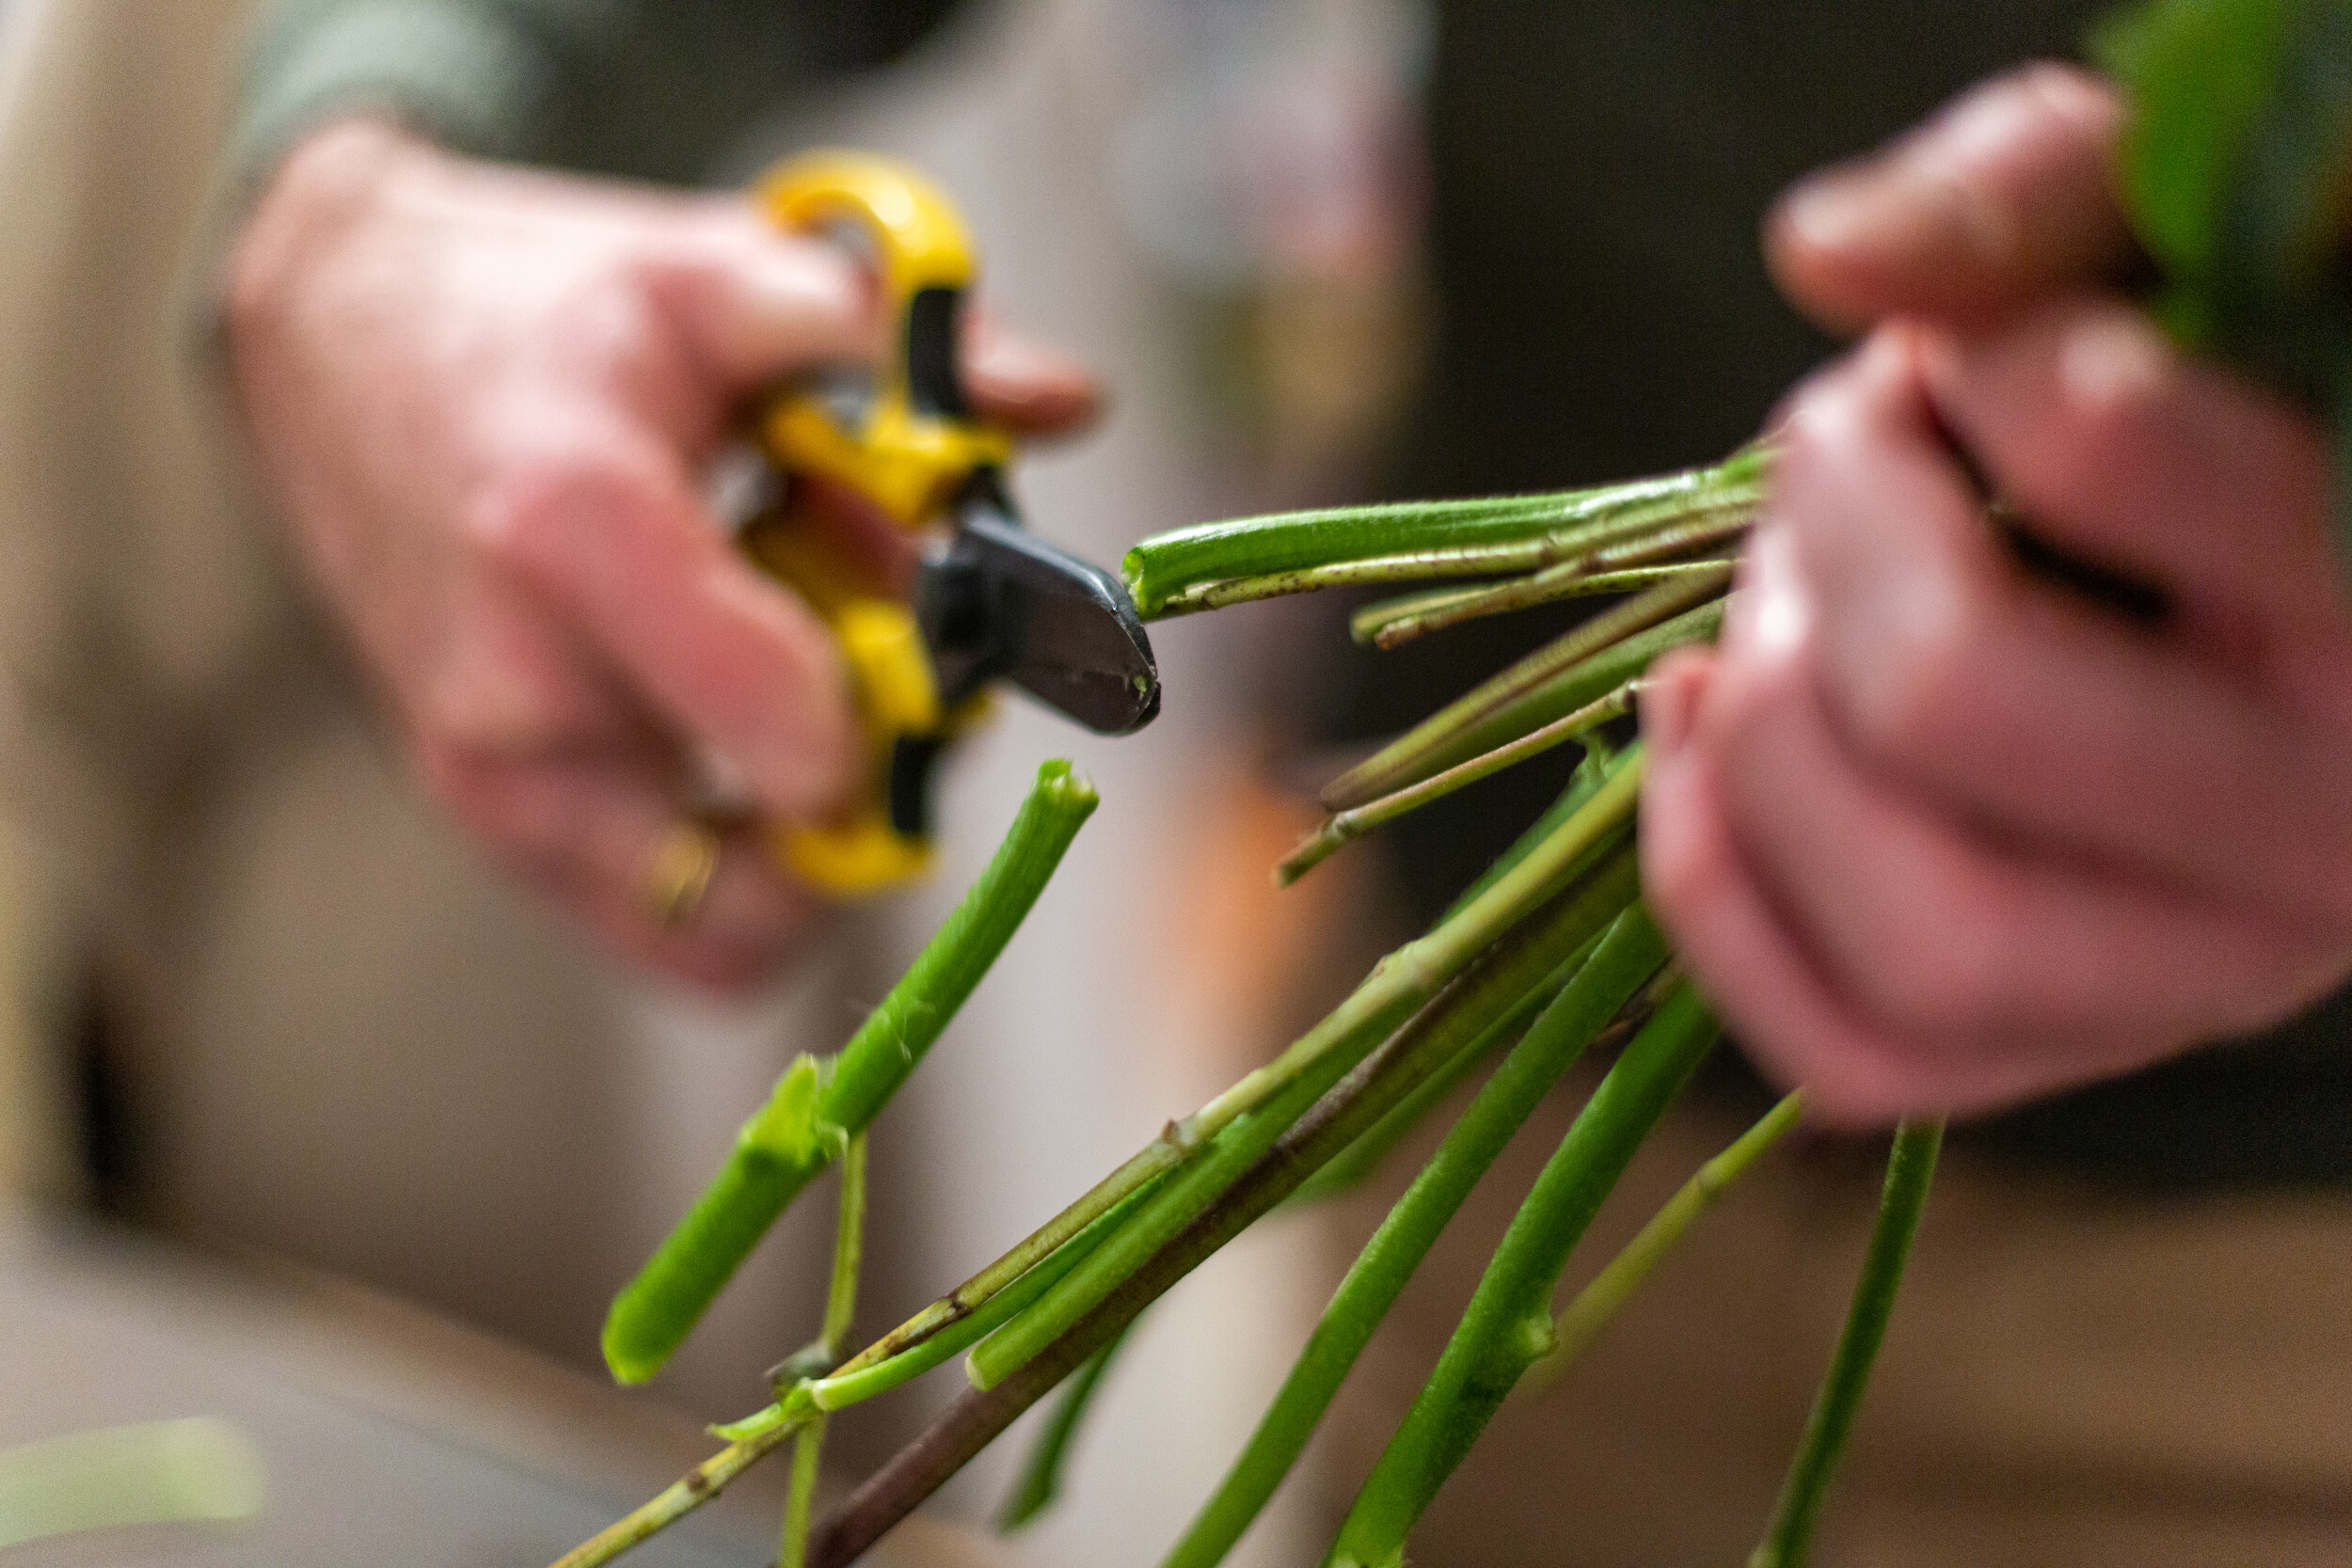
[0,1206,1005,1566]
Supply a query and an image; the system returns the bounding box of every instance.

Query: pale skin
[227,119,1098,988]
[1643,64,2352,1123]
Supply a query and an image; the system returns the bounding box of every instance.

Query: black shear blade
[915,499,1160,736]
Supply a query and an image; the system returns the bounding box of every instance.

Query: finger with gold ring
[643,818,724,927]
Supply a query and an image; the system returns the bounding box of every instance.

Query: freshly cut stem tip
[1159,908,1672,1568]
[600,761,1097,1386]
[1526,1089,1804,1391]
[1749,1117,1945,1568]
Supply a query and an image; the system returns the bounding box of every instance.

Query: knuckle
[410,664,540,757]
[1839,575,1984,771]
[2002,309,2174,518]
[1843,897,2009,1038]
[466,442,660,576]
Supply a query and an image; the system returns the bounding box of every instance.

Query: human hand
[1639,68,2352,1122]
[228,119,1098,988]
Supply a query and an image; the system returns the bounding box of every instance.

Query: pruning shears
[739,152,1160,894]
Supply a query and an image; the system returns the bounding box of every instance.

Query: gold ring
[643,818,724,927]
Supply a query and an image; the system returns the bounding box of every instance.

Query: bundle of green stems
[549,448,1944,1568]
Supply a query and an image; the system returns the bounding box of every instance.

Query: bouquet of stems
[554,3,2350,1564]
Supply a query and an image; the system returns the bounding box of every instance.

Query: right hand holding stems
[1641,66,2352,1122]
[227,120,1097,988]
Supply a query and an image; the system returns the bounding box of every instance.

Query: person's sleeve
[230,0,564,183]
[228,0,960,196]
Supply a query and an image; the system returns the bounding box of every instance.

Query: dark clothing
[1329,0,2352,1189]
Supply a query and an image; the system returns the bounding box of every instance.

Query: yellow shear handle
[748,151,1009,895]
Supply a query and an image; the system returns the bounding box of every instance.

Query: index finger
[481,413,860,823]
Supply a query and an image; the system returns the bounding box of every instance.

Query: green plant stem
[1526,1090,1804,1391]
[1439,741,1620,919]
[781,1421,825,1568]
[1325,981,1723,1568]
[1323,591,1722,813]
[779,1131,866,1568]
[1146,483,1753,620]
[1123,455,1759,618]
[564,765,1639,1568]
[600,761,1098,1386]
[847,761,1627,1386]
[1749,1117,1945,1568]
[1288,746,1630,1202]
[996,1316,1136,1531]
[1288,941,1588,1207]
[548,1429,795,1568]
[823,1134,866,1348]
[810,855,1645,1568]
[1348,562,1731,647]
[1279,686,1637,886]
[1160,909,1674,1568]
[1147,495,1726,618]
[1374,549,1740,648]
[794,738,1607,1397]
[709,1178,1160,1453]
[965,766,1645,1391]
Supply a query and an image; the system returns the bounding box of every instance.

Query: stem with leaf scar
[551,763,1642,1568]
[1323,592,1722,812]
[1277,680,1643,887]
[1749,1117,1946,1568]
[963,759,1645,1391]
[1359,555,1737,648]
[780,1131,866,1568]
[599,761,1099,1388]
[807,859,1662,1567]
